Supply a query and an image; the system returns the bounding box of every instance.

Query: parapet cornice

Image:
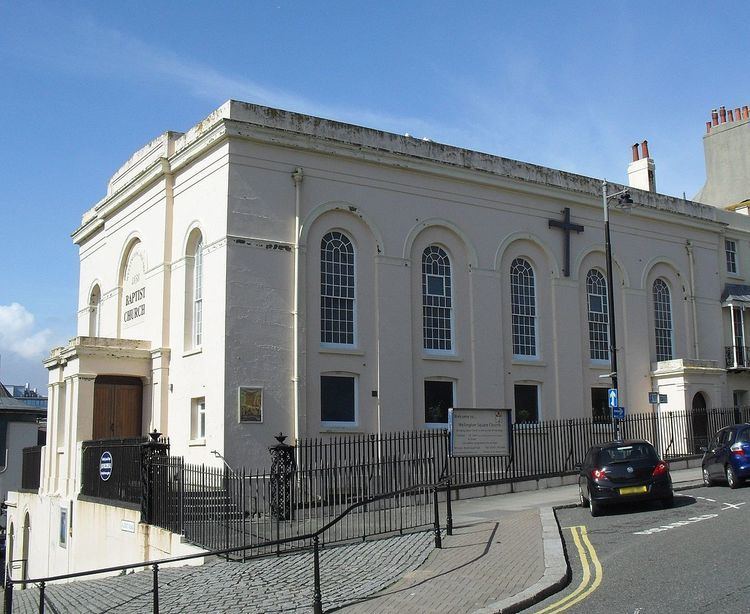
[74,99,735,243]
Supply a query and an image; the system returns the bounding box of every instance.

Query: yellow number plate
[619,485,648,495]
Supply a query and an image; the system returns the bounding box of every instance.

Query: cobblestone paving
[8,531,435,614]
[337,509,543,614]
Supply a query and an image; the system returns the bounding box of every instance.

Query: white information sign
[449,408,512,457]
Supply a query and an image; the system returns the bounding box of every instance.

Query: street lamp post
[601,180,633,440]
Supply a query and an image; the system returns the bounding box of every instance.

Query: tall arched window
[653,278,673,361]
[185,230,204,350]
[193,236,203,347]
[422,246,453,352]
[321,231,355,345]
[511,258,536,357]
[88,284,101,337]
[586,269,609,360]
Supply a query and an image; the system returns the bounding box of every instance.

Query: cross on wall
[548,207,584,277]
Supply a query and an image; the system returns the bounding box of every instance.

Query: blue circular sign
[100,451,113,481]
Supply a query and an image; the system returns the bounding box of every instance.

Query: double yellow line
[535,525,603,613]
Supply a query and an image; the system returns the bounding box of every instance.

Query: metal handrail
[5,480,446,614]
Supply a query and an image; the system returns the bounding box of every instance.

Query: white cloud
[0,303,53,360]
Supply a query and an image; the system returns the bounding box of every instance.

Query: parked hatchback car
[577,440,673,516]
[701,424,750,489]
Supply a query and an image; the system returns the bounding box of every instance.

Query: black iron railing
[149,455,437,556]
[74,407,750,557]
[80,438,153,506]
[21,446,42,491]
[5,480,445,614]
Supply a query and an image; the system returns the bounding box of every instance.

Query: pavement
[7,465,704,614]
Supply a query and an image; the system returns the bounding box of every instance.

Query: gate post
[140,430,169,524]
[269,433,296,521]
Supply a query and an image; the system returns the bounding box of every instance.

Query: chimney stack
[627,139,656,192]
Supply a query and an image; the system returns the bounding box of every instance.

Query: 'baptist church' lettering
[123,287,146,323]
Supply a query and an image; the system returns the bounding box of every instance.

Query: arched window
[185,230,204,350]
[586,269,609,360]
[653,278,673,361]
[193,236,203,347]
[422,246,453,352]
[511,258,536,357]
[88,285,101,337]
[321,231,355,345]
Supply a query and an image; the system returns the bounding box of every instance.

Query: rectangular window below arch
[514,384,539,423]
[321,375,357,424]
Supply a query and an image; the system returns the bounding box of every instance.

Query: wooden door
[93,376,143,439]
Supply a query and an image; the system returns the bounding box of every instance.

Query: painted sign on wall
[121,243,147,329]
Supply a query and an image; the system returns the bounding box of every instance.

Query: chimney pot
[632,143,640,161]
[706,121,712,134]
[641,139,650,159]
[720,106,727,123]
[712,109,719,126]
[735,107,742,121]
[728,109,735,122]
[744,106,750,120]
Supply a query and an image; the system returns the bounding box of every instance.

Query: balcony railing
[21,446,42,491]
[725,345,750,369]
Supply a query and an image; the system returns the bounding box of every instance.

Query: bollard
[152,564,159,614]
[4,574,12,613]
[445,478,453,536]
[38,580,45,614]
[312,535,323,614]
[433,486,442,549]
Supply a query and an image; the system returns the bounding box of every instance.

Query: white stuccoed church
[9,100,750,576]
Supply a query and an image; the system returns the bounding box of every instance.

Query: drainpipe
[291,168,304,441]
[686,241,700,359]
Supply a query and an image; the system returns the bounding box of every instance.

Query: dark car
[701,424,750,489]
[577,440,673,516]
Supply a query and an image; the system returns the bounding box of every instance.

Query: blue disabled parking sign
[99,451,113,481]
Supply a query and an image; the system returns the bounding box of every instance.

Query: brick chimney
[627,140,656,192]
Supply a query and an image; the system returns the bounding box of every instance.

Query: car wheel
[589,496,601,517]
[578,484,589,507]
[726,465,742,489]
[702,466,713,487]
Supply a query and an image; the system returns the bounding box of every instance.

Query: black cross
[548,207,584,277]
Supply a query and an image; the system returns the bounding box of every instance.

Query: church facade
[10,100,750,577]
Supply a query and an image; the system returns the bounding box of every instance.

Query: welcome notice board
[449,408,512,457]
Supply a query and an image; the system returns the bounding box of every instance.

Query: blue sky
[1,1,748,390]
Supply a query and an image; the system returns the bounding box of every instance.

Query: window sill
[511,358,546,367]
[320,425,361,433]
[188,438,206,447]
[319,346,364,356]
[422,353,462,362]
[183,348,203,358]
[424,423,449,430]
[57,447,65,454]
[589,361,611,370]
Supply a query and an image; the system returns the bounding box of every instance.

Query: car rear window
[737,428,750,444]
[596,444,657,465]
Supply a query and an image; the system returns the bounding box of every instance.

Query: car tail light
[652,461,669,477]
[591,468,607,480]
[730,443,746,457]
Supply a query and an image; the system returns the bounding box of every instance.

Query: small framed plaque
[238,387,263,423]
